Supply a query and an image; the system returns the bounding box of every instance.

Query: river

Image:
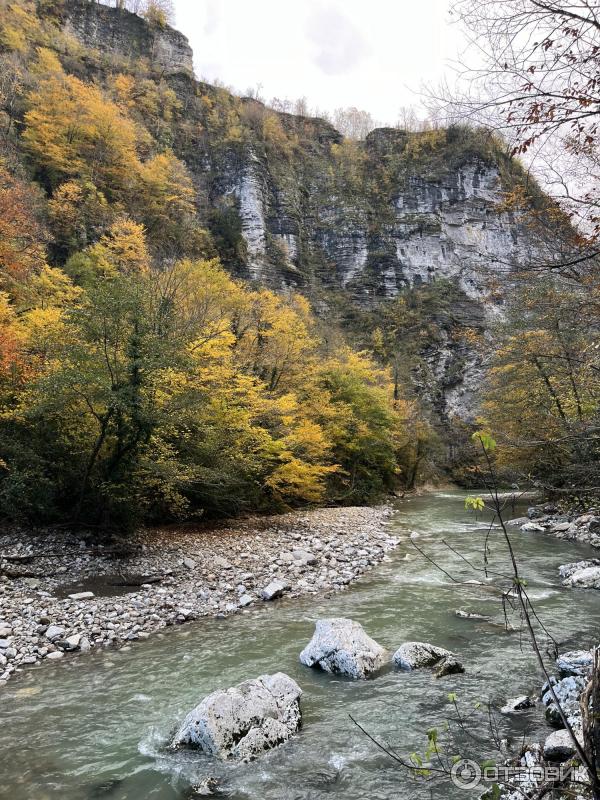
[2,491,599,800]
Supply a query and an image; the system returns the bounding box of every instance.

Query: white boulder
[559,560,600,588]
[393,641,452,671]
[172,672,302,761]
[543,729,580,762]
[557,650,594,678]
[500,695,536,714]
[541,675,586,728]
[299,618,388,679]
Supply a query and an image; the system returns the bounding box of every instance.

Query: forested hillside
[0,0,597,532]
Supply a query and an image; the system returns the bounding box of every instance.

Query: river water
[2,491,599,800]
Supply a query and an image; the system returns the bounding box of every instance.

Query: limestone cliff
[58,1,539,428]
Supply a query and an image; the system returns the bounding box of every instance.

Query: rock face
[172,672,302,761]
[58,0,546,428]
[64,0,194,76]
[299,618,388,679]
[393,641,452,671]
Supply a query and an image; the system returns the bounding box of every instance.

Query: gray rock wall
[64,0,194,76]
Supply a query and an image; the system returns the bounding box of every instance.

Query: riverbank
[512,502,600,548]
[0,505,398,687]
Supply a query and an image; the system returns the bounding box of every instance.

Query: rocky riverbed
[512,503,600,548]
[0,506,397,687]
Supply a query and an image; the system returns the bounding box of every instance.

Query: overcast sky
[172,0,465,126]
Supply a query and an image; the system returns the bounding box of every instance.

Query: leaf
[472,430,496,452]
[465,496,485,512]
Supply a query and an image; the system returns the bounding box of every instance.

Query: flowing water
[2,491,599,800]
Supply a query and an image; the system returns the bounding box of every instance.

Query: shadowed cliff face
[58,1,539,425]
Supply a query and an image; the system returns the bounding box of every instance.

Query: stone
[45,625,66,641]
[556,650,593,678]
[500,695,536,714]
[455,609,491,621]
[434,656,465,678]
[239,594,253,607]
[68,591,95,600]
[260,581,286,601]
[299,618,388,679]
[542,675,586,728]
[291,549,318,566]
[46,651,64,661]
[212,556,232,570]
[506,517,529,527]
[562,565,600,589]
[393,642,452,671]
[551,522,571,532]
[559,559,600,580]
[172,672,302,761]
[521,522,545,533]
[543,729,579,762]
[60,634,81,651]
[183,558,196,570]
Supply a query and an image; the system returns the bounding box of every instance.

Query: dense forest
[0,0,598,533]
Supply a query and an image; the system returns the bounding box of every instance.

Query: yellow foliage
[86,218,149,276]
[23,51,139,192]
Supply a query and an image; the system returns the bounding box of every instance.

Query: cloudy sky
[172,0,465,126]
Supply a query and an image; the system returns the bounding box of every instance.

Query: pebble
[0,505,397,686]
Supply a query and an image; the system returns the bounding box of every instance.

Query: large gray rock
[393,641,452,671]
[541,675,586,728]
[299,618,388,679]
[172,672,302,761]
[434,655,465,678]
[260,581,286,601]
[45,625,66,641]
[557,650,593,678]
[543,729,579,762]
[500,695,536,714]
[559,559,600,588]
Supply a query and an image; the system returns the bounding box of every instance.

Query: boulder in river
[500,695,536,714]
[521,522,545,533]
[434,655,465,678]
[543,729,579,762]
[556,649,593,678]
[454,609,491,622]
[172,672,302,761]
[299,618,388,679]
[393,642,453,671]
[559,559,600,589]
[541,675,586,728]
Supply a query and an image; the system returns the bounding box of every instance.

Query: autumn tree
[0,163,47,290]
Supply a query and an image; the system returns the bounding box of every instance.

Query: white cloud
[306,5,370,76]
[172,0,465,125]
